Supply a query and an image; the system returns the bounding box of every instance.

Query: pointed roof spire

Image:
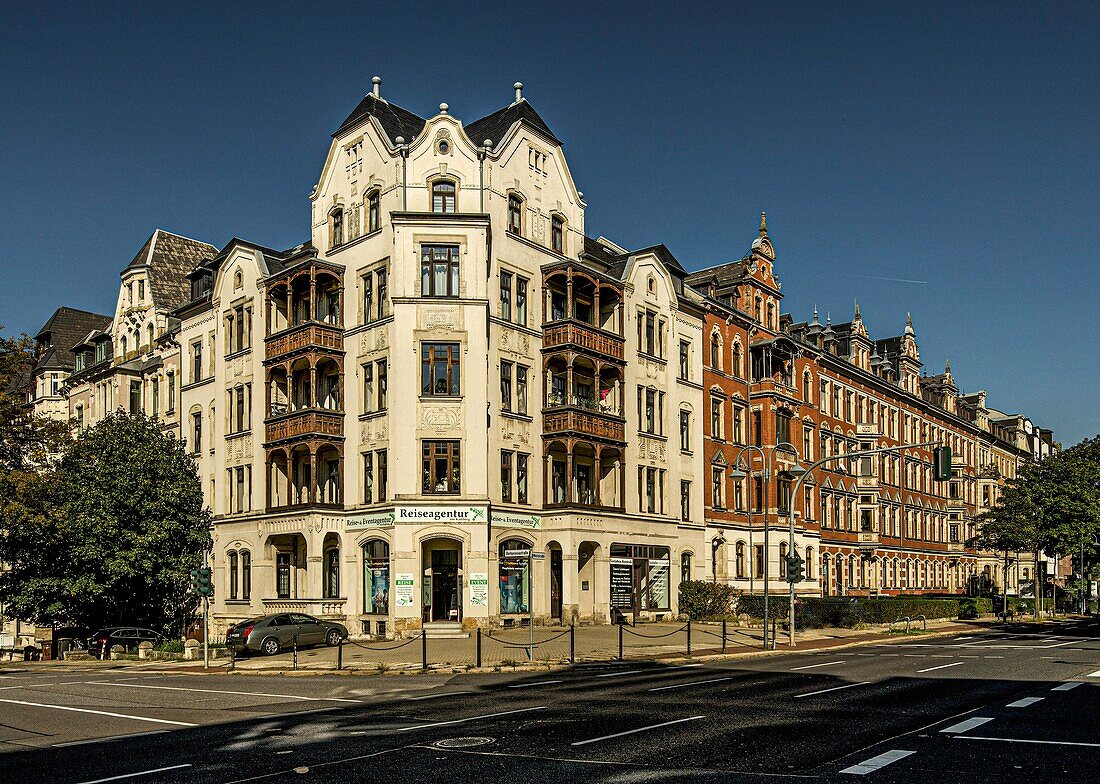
[759,211,768,236]
[904,311,915,336]
[854,301,862,320]
[826,310,831,326]
[945,358,952,374]
[811,306,820,324]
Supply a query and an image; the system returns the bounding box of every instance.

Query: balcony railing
[266,322,343,360]
[266,409,344,443]
[543,320,624,361]
[749,378,799,397]
[543,409,625,442]
[857,530,880,545]
[546,391,623,417]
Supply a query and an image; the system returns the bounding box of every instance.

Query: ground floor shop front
[208,506,704,638]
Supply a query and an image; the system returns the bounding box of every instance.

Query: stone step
[423,623,470,640]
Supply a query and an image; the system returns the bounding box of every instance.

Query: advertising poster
[394,573,415,607]
[469,573,489,607]
[368,564,390,614]
[610,556,634,610]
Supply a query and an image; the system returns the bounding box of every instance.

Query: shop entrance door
[430,549,460,622]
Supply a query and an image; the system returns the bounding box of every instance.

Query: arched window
[367,190,381,233]
[731,342,742,377]
[551,214,565,254]
[330,207,344,247]
[240,550,251,600]
[507,193,523,234]
[120,335,127,356]
[146,324,155,348]
[323,543,340,598]
[234,269,243,290]
[805,547,814,579]
[735,542,746,578]
[710,333,721,369]
[802,371,813,402]
[362,539,390,614]
[228,551,239,600]
[432,180,456,213]
[681,551,693,584]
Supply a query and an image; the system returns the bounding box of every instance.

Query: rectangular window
[129,381,142,414]
[368,191,380,232]
[732,405,743,444]
[376,267,388,319]
[362,272,374,324]
[377,360,387,410]
[645,389,656,433]
[192,412,202,452]
[517,453,529,504]
[423,441,460,494]
[377,450,388,501]
[752,410,762,446]
[151,379,159,416]
[755,545,765,579]
[679,410,690,451]
[516,365,528,415]
[192,342,202,383]
[679,340,690,380]
[516,277,528,326]
[422,343,461,396]
[363,363,374,413]
[644,312,655,355]
[236,467,246,514]
[734,479,744,510]
[711,398,722,439]
[680,480,691,522]
[501,450,513,502]
[166,372,175,413]
[711,466,723,508]
[500,272,512,321]
[363,453,374,504]
[776,410,792,446]
[421,244,460,297]
[645,467,656,513]
[500,362,512,412]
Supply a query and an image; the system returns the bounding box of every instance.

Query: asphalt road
[1,619,1098,783]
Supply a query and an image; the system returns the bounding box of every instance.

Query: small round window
[438,140,450,154]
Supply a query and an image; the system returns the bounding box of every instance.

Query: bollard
[686,620,692,657]
[569,624,575,664]
[421,631,428,671]
[337,638,343,671]
[617,622,624,661]
[722,618,727,654]
[293,634,298,670]
[476,627,482,668]
[229,647,235,671]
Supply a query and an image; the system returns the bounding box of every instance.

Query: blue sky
[1,2,1096,443]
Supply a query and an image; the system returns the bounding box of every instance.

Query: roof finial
[905,311,914,335]
[759,211,768,236]
[812,305,819,323]
[826,310,831,326]
[854,301,861,320]
[371,76,381,98]
[514,82,524,103]
[945,358,952,374]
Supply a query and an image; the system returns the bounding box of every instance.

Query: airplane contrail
[855,274,928,284]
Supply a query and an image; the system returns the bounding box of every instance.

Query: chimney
[372,76,381,98]
[514,82,523,103]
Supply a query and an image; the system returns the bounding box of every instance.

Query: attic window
[432,180,456,214]
[437,139,450,155]
[234,269,243,290]
[551,214,565,254]
[330,208,345,248]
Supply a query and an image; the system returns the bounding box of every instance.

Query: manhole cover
[434,737,495,749]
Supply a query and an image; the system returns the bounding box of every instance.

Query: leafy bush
[678,580,737,620]
[153,639,185,653]
[738,596,962,628]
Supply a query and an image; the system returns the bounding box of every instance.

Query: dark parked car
[87,627,166,656]
[225,613,348,656]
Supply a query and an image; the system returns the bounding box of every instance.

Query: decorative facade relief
[639,435,667,462]
[500,417,532,445]
[359,417,389,445]
[499,328,532,357]
[421,308,460,330]
[421,406,462,434]
[225,434,253,463]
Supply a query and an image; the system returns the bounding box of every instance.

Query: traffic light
[195,567,213,597]
[190,568,201,594]
[785,553,805,583]
[933,446,953,481]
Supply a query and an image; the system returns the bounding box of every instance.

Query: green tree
[0,411,211,635]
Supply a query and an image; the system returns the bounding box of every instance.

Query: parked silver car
[226,613,348,656]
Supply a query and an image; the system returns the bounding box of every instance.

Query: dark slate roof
[630,243,687,275]
[126,230,218,312]
[33,307,113,372]
[333,93,426,144]
[465,99,562,148]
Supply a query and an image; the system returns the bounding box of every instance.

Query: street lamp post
[730,441,799,650]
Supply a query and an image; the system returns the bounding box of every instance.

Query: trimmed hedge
[742,596,962,629]
[679,580,737,620]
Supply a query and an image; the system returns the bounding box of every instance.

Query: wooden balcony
[543,408,625,443]
[265,409,344,444]
[543,320,625,361]
[266,322,343,361]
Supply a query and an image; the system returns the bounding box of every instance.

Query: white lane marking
[1006,697,1044,708]
[74,765,192,784]
[83,681,360,703]
[648,677,732,692]
[959,736,1100,748]
[791,660,847,671]
[1087,669,1100,678]
[1043,641,1075,649]
[665,663,704,670]
[1052,682,1082,691]
[595,669,642,678]
[0,698,197,727]
[796,682,869,699]
[54,730,169,747]
[571,715,705,746]
[940,716,993,734]
[397,705,547,732]
[507,680,562,689]
[406,691,474,701]
[956,636,975,640]
[840,749,915,775]
[917,661,965,673]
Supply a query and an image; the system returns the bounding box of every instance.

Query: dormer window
[508,194,523,234]
[432,180,456,213]
[367,190,381,232]
[138,280,145,301]
[551,214,565,254]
